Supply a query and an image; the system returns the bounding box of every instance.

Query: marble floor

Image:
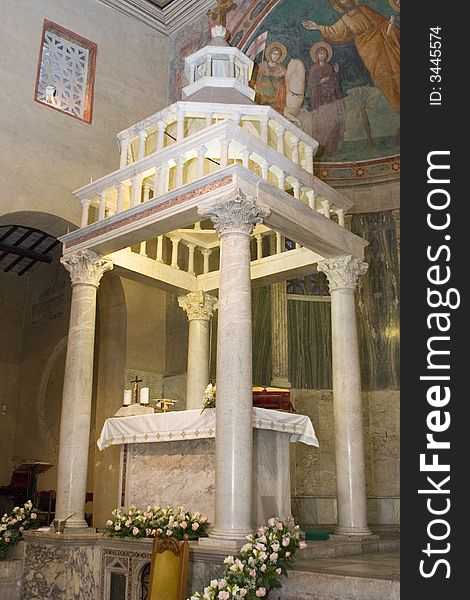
[295,550,400,580]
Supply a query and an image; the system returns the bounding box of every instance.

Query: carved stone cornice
[178,291,217,321]
[198,189,270,237]
[95,0,216,36]
[60,250,113,287]
[317,255,368,292]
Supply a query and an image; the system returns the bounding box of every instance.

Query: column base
[270,377,291,389]
[199,526,253,550]
[199,536,247,551]
[331,526,374,538]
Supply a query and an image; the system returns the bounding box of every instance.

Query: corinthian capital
[60,250,113,287]
[178,291,218,321]
[317,255,368,292]
[198,188,270,237]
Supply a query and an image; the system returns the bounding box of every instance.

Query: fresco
[243,0,400,164]
[168,0,400,184]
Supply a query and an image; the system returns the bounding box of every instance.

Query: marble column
[56,250,113,528]
[270,282,291,388]
[317,255,372,536]
[199,189,269,543]
[178,291,217,410]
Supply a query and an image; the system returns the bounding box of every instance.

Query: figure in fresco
[284,58,306,125]
[302,0,400,113]
[308,42,345,110]
[307,42,347,156]
[254,42,287,114]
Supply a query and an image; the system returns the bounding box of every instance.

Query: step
[270,570,399,600]
[299,536,399,560]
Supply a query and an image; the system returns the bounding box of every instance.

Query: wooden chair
[148,534,190,600]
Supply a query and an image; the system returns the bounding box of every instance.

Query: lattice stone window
[35,20,97,123]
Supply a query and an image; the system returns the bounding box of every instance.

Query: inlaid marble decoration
[21,542,99,600]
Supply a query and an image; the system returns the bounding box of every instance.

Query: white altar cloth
[97,407,318,450]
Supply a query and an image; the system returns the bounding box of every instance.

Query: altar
[98,408,318,528]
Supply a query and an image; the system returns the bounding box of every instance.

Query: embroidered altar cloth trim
[97,407,318,450]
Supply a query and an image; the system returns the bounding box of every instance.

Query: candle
[140,387,149,405]
[123,390,132,406]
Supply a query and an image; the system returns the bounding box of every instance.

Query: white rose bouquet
[0,500,40,559]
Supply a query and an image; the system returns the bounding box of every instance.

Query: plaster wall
[0,0,170,227]
[9,257,71,494]
[93,276,168,527]
[0,272,28,487]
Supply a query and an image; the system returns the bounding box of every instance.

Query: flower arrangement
[201,383,216,413]
[0,500,40,559]
[190,517,307,599]
[105,505,209,541]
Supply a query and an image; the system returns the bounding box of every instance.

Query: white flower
[106,520,113,527]
[249,569,256,578]
[210,580,219,589]
[180,520,188,529]
[282,537,290,547]
[239,590,247,597]
[276,522,283,530]
[271,542,280,552]
[276,568,282,575]
[299,541,307,549]
[268,518,276,527]
[260,564,267,572]
[166,529,173,536]
[255,588,267,597]
[224,556,234,565]
[132,527,139,536]
[5,536,10,543]
[269,552,278,562]
[114,524,121,531]
[192,522,200,531]
[218,592,229,600]
[285,551,291,557]
[218,579,227,588]
[30,513,37,520]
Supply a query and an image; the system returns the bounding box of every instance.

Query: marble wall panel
[162,374,187,409]
[21,541,100,600]
[126,440,216,521]
[123,431,294,528]
[291,389,400,524]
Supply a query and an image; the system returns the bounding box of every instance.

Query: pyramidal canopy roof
[182,25,255,104]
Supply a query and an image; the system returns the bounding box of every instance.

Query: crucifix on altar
[208,0,237,27]
[130,375,143,404]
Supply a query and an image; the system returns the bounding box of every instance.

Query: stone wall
[291,389,400,526]
[0,273,28,488]
[0,0,170,227]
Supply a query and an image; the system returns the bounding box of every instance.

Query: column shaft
[198,189,269,543]
[271,282,290,388]
[56,251,112,529]
[213,231,253,538]
[178,292,217,411]
[318,255,371,536]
